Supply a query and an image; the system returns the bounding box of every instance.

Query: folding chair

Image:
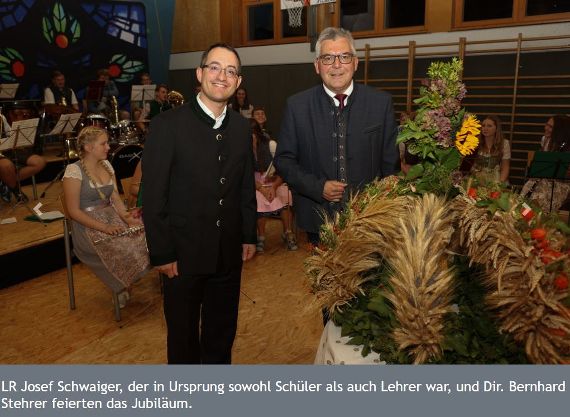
[59,194,122,321]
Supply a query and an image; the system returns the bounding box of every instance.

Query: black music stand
[40,113,82,198]
[0,118,39,208]
[527,151,570,212]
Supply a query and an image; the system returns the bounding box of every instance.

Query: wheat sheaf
[451,197,570,364]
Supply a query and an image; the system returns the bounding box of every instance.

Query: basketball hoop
[281,0,307,28]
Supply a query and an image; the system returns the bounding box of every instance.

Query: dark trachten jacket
[142,97,257,276]
[275,83,398,234]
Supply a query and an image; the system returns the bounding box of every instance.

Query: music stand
[48,112,82,136]
[0,118,39,208]
[131,84,155,116]
[40,113,82,198]
[0,83,18,99]
[527,151,570,212]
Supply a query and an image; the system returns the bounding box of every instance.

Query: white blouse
[63,161,115,188]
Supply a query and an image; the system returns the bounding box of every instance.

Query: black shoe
[0,182,11,203]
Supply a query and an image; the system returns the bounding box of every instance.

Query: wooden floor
[0,191,323,364]
[0,184,64,256]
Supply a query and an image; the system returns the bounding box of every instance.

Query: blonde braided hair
[77,126,114,200]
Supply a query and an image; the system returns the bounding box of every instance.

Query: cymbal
[137,119,151,123]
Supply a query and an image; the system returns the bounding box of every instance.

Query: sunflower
[455,115,480,156]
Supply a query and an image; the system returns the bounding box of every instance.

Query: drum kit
[0,99,149,197]
[2,87,191,194]
[69,113,145,184]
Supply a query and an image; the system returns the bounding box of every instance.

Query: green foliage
[333,257,528,364]
[335,285,412,363]
[432,257,529,364]
[475,192,512,214]
[396,147,462,196]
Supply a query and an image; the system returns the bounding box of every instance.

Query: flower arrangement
[306,59,570,364]
[396,58,480,195]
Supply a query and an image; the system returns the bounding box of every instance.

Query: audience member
[540,115,555,151]
[462,115,510,183]
[62,126,149,307]
[251,118,297,252]
[252,106,273,140]
[275,27,398,246]
[229,87,254,118]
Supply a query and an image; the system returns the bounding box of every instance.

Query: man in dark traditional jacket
[142,43,257,364]
[275,27,399,245]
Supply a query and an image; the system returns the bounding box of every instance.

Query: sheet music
[48,112,82,135]
[131,84,156,101]
[0,83,19,99]
[0,117,39,151]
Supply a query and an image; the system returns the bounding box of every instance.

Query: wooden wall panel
[171,0,222,53]
[426,0,453,33]
[220,0,243,46]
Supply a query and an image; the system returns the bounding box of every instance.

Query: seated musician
[131,73,152,130]
[43,70,79,111]
[62,126,149,307]
[136,84,171,133]
[0,113,46,203]
[88,69,119,115]
[146,84,171,119]
[521,115,570,212]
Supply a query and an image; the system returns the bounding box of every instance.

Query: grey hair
[315,27,356,58]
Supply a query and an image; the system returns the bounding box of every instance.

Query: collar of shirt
[323,82,354,107]
[196,93,226,129]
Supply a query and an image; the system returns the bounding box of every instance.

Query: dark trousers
[307,232,320,246]
[306,232,329,326]
[162,264,242,364]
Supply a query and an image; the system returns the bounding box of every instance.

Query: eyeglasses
[201,63,240,79]
[318,53,355,65]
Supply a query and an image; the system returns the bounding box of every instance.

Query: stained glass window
[81,1,146,48]
[0,0,35,32]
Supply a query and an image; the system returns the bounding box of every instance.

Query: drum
[109,144,143,194]
[110,120,140,145]
[4,100,40,124]
[76,114,110,134]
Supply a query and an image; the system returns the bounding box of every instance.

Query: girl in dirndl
[62,126,150,307]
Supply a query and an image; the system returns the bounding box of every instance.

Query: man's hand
[242,244,256,261]
[156,261,178,278]
[323,180,347,202]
